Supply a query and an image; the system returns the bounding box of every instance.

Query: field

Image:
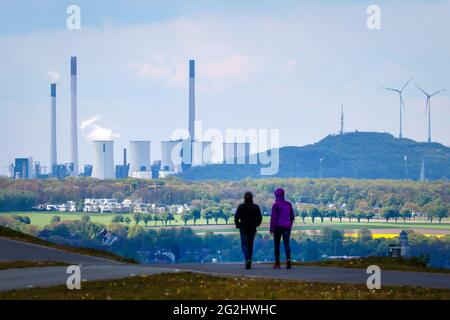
[1,212,450,236]
[1,272,450,300]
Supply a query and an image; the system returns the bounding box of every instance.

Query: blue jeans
[274,228,291,263]
[240,230,256,262]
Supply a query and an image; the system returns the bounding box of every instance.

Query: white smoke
[47,71,62,84]
[80,115,120,141]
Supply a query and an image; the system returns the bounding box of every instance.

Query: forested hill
[179,132,450,181]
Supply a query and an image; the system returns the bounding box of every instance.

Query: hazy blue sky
[1,0,449,175]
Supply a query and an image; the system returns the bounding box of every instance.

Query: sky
[0,0,449,175]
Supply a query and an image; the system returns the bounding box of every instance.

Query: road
[1,236,450,292]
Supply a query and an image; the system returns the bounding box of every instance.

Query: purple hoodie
[270,188,295,233]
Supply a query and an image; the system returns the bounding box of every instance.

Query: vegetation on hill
[0,261,68,271]
[179,132,450,180]
[1,272,449,300]
[0,225,135,264]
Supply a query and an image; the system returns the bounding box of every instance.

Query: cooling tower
[161,140,182,172]
[92,140,114,179]
[70,56,79,176]
[50,83,57,169]
[129,141,151,176]
[192,141,212,166]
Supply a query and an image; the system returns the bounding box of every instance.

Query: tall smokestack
[189,60,195,142]
[50,83,57,170]
[123,148,127,166]
[70,56,79,176]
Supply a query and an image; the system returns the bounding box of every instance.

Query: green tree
[181,211,192,226]
[152,214,160,226]
[124,216,131,225]
[212,207,223,225]
[167,213,175,225]
[308,207,320,223]
[142,213,152,227]
[400,209,412,223]
[191,208,201,225]
[326,209,337,222]
[111,215,124,223]
[429,206,449,223]
[300,209,308,223]
[337,209,345,223]
[202,208,214,225]
[132,212,142,225]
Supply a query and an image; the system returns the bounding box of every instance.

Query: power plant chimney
[70,56,79,176]
[189,59,195,142]
[50,83,57,171]
[340,104,344,135]
[123,148,127,166]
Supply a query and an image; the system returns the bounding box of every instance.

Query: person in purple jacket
[270,188,295,269]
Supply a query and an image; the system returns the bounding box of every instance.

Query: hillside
[179,132,450,181]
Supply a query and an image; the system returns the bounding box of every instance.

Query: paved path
[166,263,450,290]
[0,265,175,292]
[0,237,123,265]
[1,237,450,292]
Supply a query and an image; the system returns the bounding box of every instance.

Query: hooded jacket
[270,188,295,233]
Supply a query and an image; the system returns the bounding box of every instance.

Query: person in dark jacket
[270,188,295,269]
[235,191,262,269]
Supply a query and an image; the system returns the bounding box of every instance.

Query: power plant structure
[50,83,57,171]
[189,59,196,143]
[129,141,152,179]
[70,56,79,176]
[12,57,258,181]
[92,141,114,180]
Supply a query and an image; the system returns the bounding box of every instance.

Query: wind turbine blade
[415,84,429,96]
[430,89,446,97]
[401,77,413,92]
[382,87,400,93]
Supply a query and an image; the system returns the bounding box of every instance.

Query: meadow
[2,212,449,236]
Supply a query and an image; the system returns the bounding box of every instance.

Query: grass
[0,225,135,264]
[1,272,449,300]
[293,257,450,274]
[0,261,68,270]
[2,212,450,233]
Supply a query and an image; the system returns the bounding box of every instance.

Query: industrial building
[13,158,33,179]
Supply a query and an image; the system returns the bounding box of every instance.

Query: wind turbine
[415,84,446,143]
[382,77,413,139]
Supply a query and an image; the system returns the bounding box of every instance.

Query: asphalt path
[1,236,450,292]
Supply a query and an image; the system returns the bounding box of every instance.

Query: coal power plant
[10,57,251,180]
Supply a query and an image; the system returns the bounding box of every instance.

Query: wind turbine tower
[415,84,446,143]
[382,77,412,139]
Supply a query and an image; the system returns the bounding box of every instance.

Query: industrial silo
[92,140,114,179]
[129,141,151,177]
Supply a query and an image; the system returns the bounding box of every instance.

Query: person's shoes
[245,260,252,270]
[273,262,281,269]
[286,259,292,269]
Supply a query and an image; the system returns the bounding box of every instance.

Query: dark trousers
[274,228,291,263]
[240,230,256,262]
